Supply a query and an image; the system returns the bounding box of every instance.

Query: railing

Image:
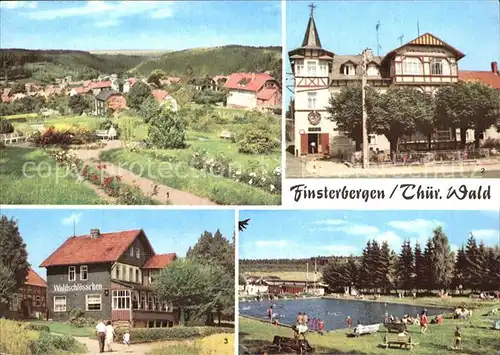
[0,133,27,144]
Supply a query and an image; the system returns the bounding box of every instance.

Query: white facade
[227,90,257,109]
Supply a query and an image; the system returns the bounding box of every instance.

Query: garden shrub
[0,118,14,134]
[237,125,276,154]
[113,326,232,344]
[30,332,84,354]
[24,323,50,332]
[69,308,96,328]
[0,319,32,355]
[34,126,96,146]
[481,137,500,148]
[147,109,187,149]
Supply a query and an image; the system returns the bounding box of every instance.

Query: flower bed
[32,125,97,146]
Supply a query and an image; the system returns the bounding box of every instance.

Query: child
[420,311,428,334]
[123,330,131,347]
[454,326,461,350]
[318,319,324,335]
[346,316,352,328]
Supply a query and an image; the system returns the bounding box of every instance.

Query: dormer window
[135,248,140,259]
[80,265,88,281]
[342,63,356,76]
[366,64,379,76]
[130,247,134,257]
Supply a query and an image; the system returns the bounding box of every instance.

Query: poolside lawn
[240,303,500,355]
[0,147,103,204]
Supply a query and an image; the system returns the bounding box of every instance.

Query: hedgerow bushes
[113,326,233,344]
[0,118,15,134]
[30,332,85,354]
[32,125,96,146]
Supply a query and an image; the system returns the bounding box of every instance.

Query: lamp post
[361,48,373,169]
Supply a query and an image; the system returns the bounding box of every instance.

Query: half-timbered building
[289,7,497,157]
[9,268,47,319]
[40,229,178,328]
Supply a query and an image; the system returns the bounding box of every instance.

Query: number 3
[224,338,228,344]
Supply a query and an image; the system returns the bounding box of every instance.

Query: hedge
[114,326,233,344]
[24,323,50,333]
[29,332,83,354]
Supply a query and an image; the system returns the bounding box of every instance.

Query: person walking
[420,310,428,334]
[454,326,462,350]
[123,329,131,348]
[105,320,116,352]
[95,320,106,353]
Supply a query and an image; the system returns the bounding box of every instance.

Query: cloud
[471,229,499,241]
[61,213,82,226]
[95,18,121,28]
[312,219,347,226]
[255,240,289,248]
[369,231,402,251]
[387,219,444,238]
[321,244,359,256]
[0,1,37,10]
[26,1,174,21]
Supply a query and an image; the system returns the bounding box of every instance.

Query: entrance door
[308,133,319,154]
[300,134,308,155]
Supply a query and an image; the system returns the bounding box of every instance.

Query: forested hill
[0,48,147,83]
[133,45,282,77]
[240,256,359,272]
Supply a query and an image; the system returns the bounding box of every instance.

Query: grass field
[30,320,95,337]
[245,271,323,282]
[0,147,103,204]
[2,112,39,120]
[147,333,235,355]
[101,148,280,205]
[239,300,500,354]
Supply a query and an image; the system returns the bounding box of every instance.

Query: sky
[239,210,500,260]
[0,1,281,50]
[285,0,500,103]
[1,208,235,280]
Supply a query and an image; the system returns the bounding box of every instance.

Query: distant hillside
[89,50,169,56]
[133,45,282,77]
[0,49,147,83]
[240,256,360,272]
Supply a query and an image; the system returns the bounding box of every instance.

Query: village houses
[40,228,179,328]
[224,72,282,111]
[289,7,500,157]
[9,268,47,319]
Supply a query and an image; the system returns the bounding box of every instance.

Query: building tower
[288,4,334,156]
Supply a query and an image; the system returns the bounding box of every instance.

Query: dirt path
[75,336,193,355]
[73,140,216,205]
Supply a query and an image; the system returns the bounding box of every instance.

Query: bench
[382,333,418,350]
[385,322,407,333]
[95,126,117,140]
[352,323,381,337]
[272,336,314,354]
[1,133,27,144]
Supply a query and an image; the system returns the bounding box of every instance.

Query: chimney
[491,62,498,74]
[90,229,100,239]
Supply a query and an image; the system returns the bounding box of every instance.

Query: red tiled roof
[143,253,177,269]
[256,88,278,101]
[88,81,112,89]
[26,268,47,288]
[224,72,276,92]
[40,229,142,267]
[459,71,500,89]
[152,89,170,103]
[73,87,91,94]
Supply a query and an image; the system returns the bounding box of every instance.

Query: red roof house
[224,72,281,110]
[26,268,47,288]
[459,62,500,89]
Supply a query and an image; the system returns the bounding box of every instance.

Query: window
[402,57,422,75]
[68,266,76,281]
[132,292,139,310]
[342,64,355,76]
[368,134,377,144]
[35,296,41,307]
[135,248,140,259]
[306,61,317,76]
[86,294,102,311]
[296,60,304,76]
[155,297,161,311]
[112,290,130,310]
[308,127,321,132]
[148,295,154,311]
[430,59,449,75]
[307,92,317,109]
[130,247,134,257]
[135,269,140,284]
[129,267,133,282]
[366,64,379,76]
[80,265,88,281]
[140,293,146,310]
[319,62,328,76]
[115,265,120,280]
[54,296,66,312]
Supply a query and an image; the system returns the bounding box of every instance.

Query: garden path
[72,140,216,205]
[75,335,179,354]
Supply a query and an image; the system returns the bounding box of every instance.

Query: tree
[0,264,17,307]
[427,226,454,291]
[153,258,216,326]
[323,257,358,294]
[237,124,276,154]
[378,241,393,294]
[147,69,166,88]
[484,247,500,291]
[326,83,380,150]
[397,240,415,292]
[127,81,152,110]
[453,246,467,293]
[0,216,30,310]
[435,81,500,148]
[372,86,435,156]
[414,242,425,293]
[68,94,90,115]
[464,234,482,291]
[147,108,187,149]
[358,241,374,291]
[139,97,161,124]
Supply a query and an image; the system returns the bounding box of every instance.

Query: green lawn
[30,320,94,337]
[239,302,500,354]
[0,147,103,204]
[2,112,39,120]
[100,148,280,205]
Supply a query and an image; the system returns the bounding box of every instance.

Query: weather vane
[309,2,316,16]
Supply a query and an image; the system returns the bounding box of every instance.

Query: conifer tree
[464,234,482,291]
[414,242,425,293]
[453,246,467,293]
[429,226,454,291]
[397,240,415,292]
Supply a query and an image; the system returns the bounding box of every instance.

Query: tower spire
[302,3,322,48]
